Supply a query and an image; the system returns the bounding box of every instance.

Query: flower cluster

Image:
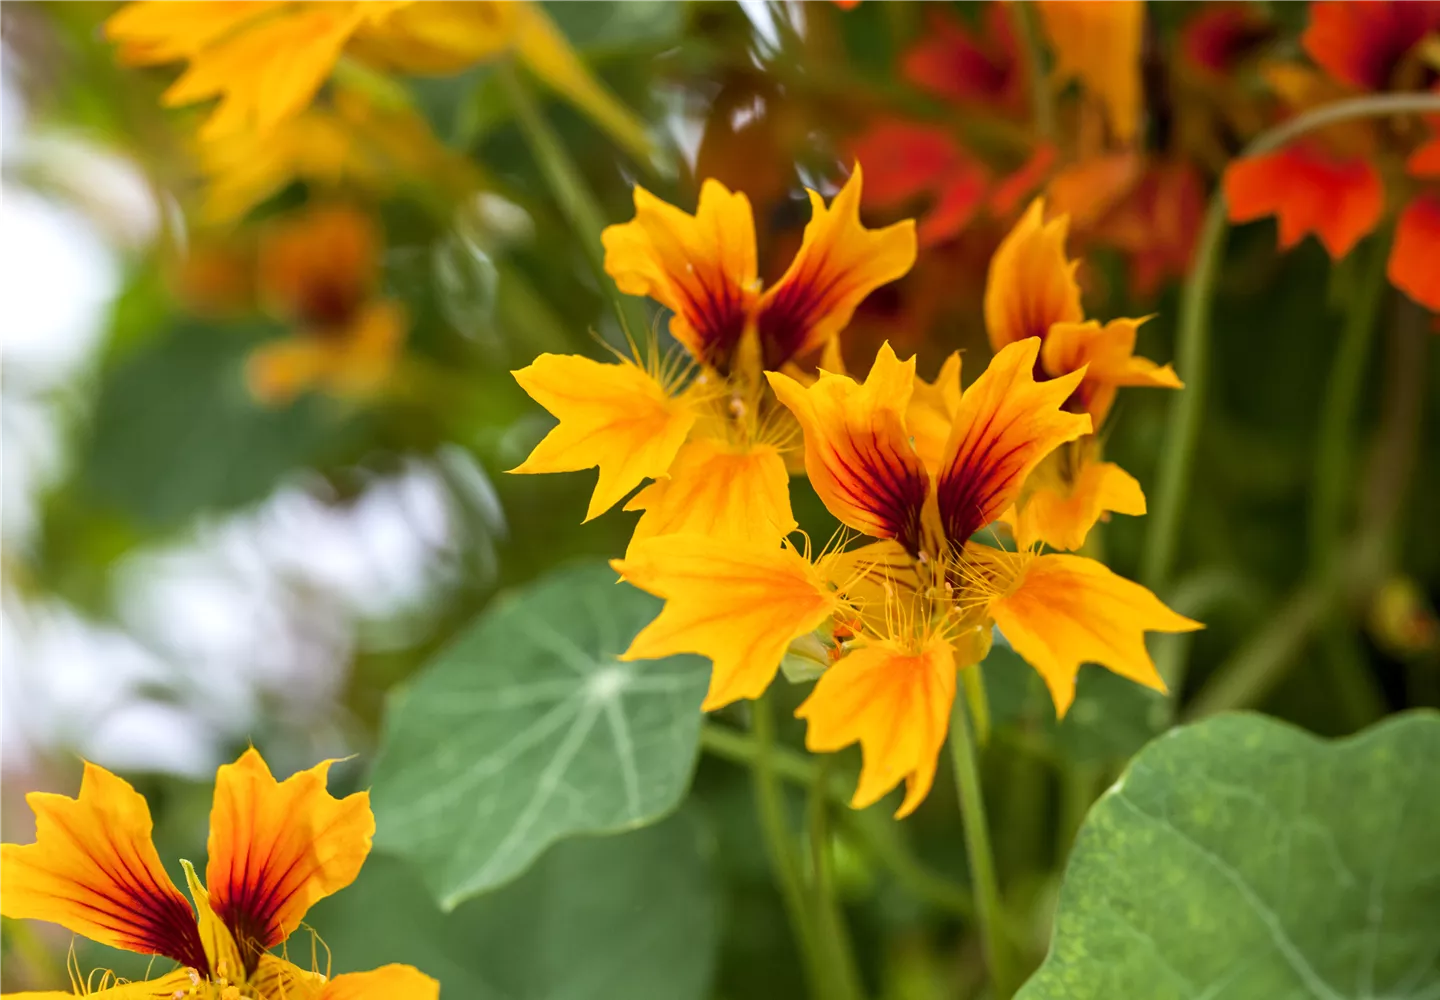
[2,750,437,999]
[511,171,1200,817]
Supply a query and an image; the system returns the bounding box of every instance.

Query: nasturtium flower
[1,749,437,999]
[246,203,406,406]
[616,339,1200,816]
[509,167,917,552]
[106,0,651,160]
[1035,0,1145,144]
[1223,1,1440,311]
[985,200,1180,550]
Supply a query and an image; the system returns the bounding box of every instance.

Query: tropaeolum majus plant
[510,168,1200,817]
[1,750,438,1000]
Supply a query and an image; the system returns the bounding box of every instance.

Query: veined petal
[767,343,930,552]
[796,637,956,818]
[250,954,330,1000]
[1036,0,1144,142]
[908,352,962,475]
[206,749,373,963]
[624,438,796,556]
[1,968,201,1000]
[1389,195,1440,313]
[1224,146,1383,259]
[988,552,1202,717]
[0,763,208,973]
[1302,0,1440,92]
[1010,447,1146,552]
[936,338,1091,546]
[315,965,441,1000]
[602,181,758,370]
[755,165,917,369]
[510,354,697,521]
[1041,317,1181,424]
[179,860,244,985]
[983,200,1084,352]
[615,536,840,711]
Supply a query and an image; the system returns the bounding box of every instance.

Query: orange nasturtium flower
[1035,0,1145,144]
[105,0,651,160]
[985,199,1181,551]
[1223,1,1440,311]
[245,203,406,406]
[509,166,917,552]
[1,749,437,999]
[614,338,1200,817]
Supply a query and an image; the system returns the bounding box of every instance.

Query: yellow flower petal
[624,438,796,555]
[936,338,1091,545]
[105,0,276,65]
[796,636,956,818]
[1036,0,1144,143]
[615,536,839,711]
[206,749,373,963]
[180,859,245,985]
[987,552,1202,717]
[510,354,697,521]
[602,181,758,370]
[1042,317,1182,424]
[767,343,929,552]
[325,299,408,399]
[0,763,207,971]
[983,199,1083,351]
[1011,448,1146,552]
[2,968,202,1000]
[315,964,441,1000]
[755,165,917,368]
[908,351,962,475]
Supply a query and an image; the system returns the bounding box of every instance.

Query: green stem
[961,663,992,747]
[1140,90,1440,595]
[749,693,830,999]
[497,62,644,343]
[1310,232,1390,567]
[809,758,865,1000]
[949,685,1015,998]
[700,722,975,915]
[1009,1,1055,140]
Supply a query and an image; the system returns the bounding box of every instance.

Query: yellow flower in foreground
[510,167,917,551]
[985,200,1181,550]
[245,203,406,406]
[106,0,651,160]
[616,339,1200,816]
[1,749,437,1000]
[1036,0,1144,143]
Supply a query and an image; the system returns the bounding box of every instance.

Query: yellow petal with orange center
[988,552,1202,717]
[615,536,840,710]
[205,749,373,961]
[755,165,917,369]
[1036,1,1144,142]
[983,200,1084,351]
[1042,317,1181,424]
[1010,445,1146,552]
[936,338,1091,545]
[0,763,207,971]
[624,438,796,556]
[510,354,698,521]
[767,343,930,552]
[602,181,758,370]
[796,636,956,818]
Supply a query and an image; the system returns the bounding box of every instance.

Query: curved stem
[1010,1,1055,140]
[809,757,866,1000]
[749,693,829,999]
[1139,90,1440,594]
[949,684,1015,998]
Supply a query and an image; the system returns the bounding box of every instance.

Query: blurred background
[2,2,1437,998]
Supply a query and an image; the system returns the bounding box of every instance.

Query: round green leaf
[370,561,709,907]
[1020,711,1440,999]
[309,810,718,1000]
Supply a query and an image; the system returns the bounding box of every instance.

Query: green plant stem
[1310,232,1390,566]
[497,62,643,343]
[1009,1,1055,140]
[948,686,1015,998]
[700,722,974,915]
[962,663,992,747]
[808,758,865,1000]
[1140,90,1440,595]
[749,693,830,999]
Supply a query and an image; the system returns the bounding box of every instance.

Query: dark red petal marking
[829,427,929,553]
[676,265,749,371]
[756,245,861,369]
[936,406,1030,545]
